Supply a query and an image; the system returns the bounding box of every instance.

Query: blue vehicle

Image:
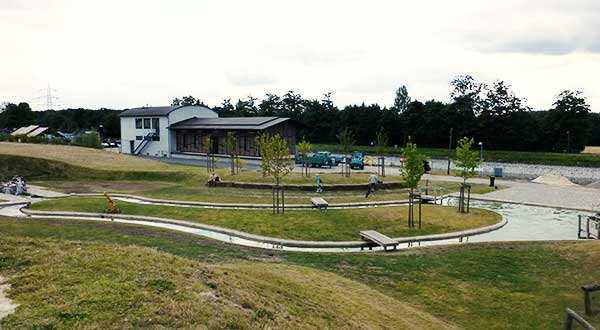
[349,151,364,170]
[296,151,338,168]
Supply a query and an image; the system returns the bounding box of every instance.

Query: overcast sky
[1,0,598,111]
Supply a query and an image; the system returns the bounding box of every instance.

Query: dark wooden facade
[174,122,296,157]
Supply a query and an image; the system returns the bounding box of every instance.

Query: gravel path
[0,276,17,323]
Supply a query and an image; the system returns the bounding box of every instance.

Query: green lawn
[0,218,598,330]
[314,143,600,167]
[34,179,499,205]
[30,198,501,241]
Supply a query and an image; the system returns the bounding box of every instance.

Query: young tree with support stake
[255,133,294,213]
[225,132,238,175]
[400,138,426,229]
[297,137,312,177]
[203,135,215,172]
[453,137,482,213]
[375,127,388,176]
[337,127,355,177]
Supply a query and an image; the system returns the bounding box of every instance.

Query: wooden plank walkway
[311,197,329,210]
[360,230,398,251]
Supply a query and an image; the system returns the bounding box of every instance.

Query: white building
[119,105,217,157]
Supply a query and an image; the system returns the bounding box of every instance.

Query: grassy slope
[314,143,600,166]
[1,218,599,330]
[31,198,501,241]
[0,235,454,330]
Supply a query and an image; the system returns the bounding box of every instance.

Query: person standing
[365,173,378,198]
[316,175,323,193]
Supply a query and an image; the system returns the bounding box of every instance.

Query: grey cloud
[456,1,600,55]
[227,72,276,87]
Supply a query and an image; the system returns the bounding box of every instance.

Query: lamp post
[478,141,483,161]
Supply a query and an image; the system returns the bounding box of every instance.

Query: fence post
[564,310,573,330]
[587,218,591,239]
[584,290,592,316]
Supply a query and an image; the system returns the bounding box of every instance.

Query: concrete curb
[42,193,415,209]
[216,181,407,191]
[20,208,507,249]
[0,201,31,208]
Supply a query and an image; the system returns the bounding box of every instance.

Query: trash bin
[489,176,495,187]
[494,167,503,177]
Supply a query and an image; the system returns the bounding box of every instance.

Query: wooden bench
[360,230,398,251]
[564,308,596,330]
[311,197,329,210]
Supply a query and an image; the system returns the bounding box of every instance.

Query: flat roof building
[119,106,295,157]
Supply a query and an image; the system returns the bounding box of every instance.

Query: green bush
[72,131,103,149]
[50,136,65,145]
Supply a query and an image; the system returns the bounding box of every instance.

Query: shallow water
[444,198,592,242]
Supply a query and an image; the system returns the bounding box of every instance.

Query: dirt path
[0,275,17,324]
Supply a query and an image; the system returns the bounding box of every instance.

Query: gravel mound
[532,174,578,186]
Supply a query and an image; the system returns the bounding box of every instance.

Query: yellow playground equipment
[103,192,119,214]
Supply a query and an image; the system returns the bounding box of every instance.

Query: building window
[194,135,200,148]
[143,118,151,129]
[244,136,253,152]
[152,118,159,130]
[136,136,142,140]
[135,119,142,129]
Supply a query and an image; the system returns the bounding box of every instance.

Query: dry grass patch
[0,142,183,172]
[0,236,457,330]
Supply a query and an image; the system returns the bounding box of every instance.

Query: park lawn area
[33,179,499,205]
[0,224,453,330]
[314,143,600,167]
[0,217,598,330]
[30,198,502,241]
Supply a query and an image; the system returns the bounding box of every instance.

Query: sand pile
[532,174,578,186]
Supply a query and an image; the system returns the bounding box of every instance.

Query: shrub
[71,131,103,149]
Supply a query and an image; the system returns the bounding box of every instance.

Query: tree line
[1,75,598,151]
[0,103,120,138]
[179,76,598,152]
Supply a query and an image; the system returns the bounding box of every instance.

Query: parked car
[295,151,338,168]
[349,151,364,170]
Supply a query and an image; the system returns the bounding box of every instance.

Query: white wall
[120,117,170,156]
[120,106,218,157]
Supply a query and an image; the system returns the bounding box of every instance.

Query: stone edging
[0,201,31,208]
[216,181,406,191]
[41,193,414,209]
[20,207,507,249]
